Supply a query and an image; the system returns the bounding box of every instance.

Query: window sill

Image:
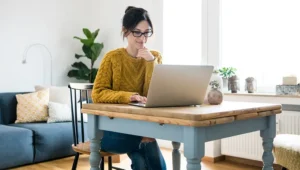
[224,92,300,98]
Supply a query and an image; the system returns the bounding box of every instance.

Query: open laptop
[129,64,214,108]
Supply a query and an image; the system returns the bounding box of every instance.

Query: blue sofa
[0,92,86,169]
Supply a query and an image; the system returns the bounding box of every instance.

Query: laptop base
[128,102,146,107]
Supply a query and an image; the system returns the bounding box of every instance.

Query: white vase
[222,77,228,92]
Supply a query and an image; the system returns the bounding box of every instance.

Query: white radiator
[221,111,300,161]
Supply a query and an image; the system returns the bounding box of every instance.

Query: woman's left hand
[137,48,155,61]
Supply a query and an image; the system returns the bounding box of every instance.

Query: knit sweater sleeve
[143,51,163,96]
[91,54,137,104]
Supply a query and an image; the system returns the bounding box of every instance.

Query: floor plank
[11,148,260,170]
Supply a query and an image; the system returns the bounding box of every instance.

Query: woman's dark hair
[122,6,153,38]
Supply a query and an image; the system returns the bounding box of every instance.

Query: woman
[91,6,166,170]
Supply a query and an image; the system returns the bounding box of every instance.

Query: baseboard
[157,139,184,151]
[159,144,224,163]
[225,155,282,170]
[202,156,225,163]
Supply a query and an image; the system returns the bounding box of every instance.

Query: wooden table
[82,101,281,170]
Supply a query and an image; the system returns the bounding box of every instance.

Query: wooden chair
[68,83,124,170]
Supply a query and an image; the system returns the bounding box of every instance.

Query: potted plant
[209,70,223,92]
[218,67,237,90]
[207,80,223,105]
[67,28,104,83]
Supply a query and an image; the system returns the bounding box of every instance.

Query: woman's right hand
[130,94,147,103]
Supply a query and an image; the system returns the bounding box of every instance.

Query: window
[221,0,300,93]
[163,1,202,65]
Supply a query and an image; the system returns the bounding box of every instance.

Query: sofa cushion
[0,125,34,169]
[0,92,29,125]
[48,101,88,123]
[15,89,49,123]
[35,85,70,105]
[10,122,87,163]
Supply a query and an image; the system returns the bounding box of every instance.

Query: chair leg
[72,153,80,170]
[111,156,125,170]
[100,157,104,170]
[108,156,112,170]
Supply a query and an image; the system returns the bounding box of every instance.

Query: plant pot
[222,78,228,91]
[207,89,223,105]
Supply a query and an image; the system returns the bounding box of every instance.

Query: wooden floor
[11,148,260,170]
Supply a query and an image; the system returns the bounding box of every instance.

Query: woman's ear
[122,27,130,37]
[122,26,126,32]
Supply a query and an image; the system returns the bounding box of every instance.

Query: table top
[82,101,281,127]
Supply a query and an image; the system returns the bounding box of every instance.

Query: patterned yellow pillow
[15,88,49,123]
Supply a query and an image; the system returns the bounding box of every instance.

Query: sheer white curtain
[163,1,202,65]
[221,0,300,93]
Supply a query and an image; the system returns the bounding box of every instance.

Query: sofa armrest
[0,107,3,124]
[0,92,30,124]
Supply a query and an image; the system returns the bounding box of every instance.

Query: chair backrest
[68,83,93,146]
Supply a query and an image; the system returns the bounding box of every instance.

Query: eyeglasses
[131,30,153,37]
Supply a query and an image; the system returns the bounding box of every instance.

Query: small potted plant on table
[218,67,237,91]
[207,80,223,105]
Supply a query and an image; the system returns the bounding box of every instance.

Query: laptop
[129,64,214,108]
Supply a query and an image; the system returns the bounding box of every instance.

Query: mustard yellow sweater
[92,48,162,104]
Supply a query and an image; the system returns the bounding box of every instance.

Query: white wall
[163,0,202,65]
[0,0,220,158]
[0,0,163,92]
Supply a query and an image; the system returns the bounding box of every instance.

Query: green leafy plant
[209,80,220,90]
[213,69,219,74]
[218,67,237,79]
[68,28,104,83]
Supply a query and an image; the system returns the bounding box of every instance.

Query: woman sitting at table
[91,6,166,170]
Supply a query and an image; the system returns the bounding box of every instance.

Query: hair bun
[125,6,136,13]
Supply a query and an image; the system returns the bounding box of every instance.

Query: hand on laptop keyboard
[130,94,147,104]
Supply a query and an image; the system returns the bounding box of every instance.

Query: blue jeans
[101,131,166,170]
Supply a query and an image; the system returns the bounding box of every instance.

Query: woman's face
[125,20,152,50]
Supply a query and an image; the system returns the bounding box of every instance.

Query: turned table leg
[172,141,181,170]
[260,115,276,170]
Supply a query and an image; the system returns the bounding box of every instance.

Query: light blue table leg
[172,141,181,170]
[184,127,205,170]
[260,115,276,170]
[88,115,103,170]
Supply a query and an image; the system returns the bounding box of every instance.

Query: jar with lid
[228,75,240,93]
[245,77,256,93]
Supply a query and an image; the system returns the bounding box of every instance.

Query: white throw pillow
[47,102,88,123]
[35,85,87,123]
[35,85,71,105]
